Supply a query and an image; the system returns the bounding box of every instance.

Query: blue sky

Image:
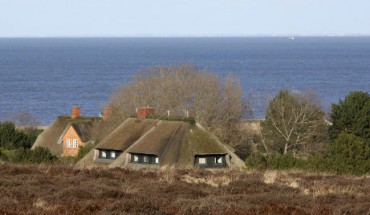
[0,0,369,37]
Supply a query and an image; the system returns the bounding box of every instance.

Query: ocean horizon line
[1,35,370,39]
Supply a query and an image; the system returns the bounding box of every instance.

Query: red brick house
[32,107,102,157]
[59,122,93,156]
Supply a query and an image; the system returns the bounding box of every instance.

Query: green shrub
[0,121,42,149]
[0,148,11,161]
[9,147,57,164]
[30,147,58,163]
[246,153,304,170]
[325,133,370,174]
[266,153,305,170]
[0,148,7,161]
[246,153,267,170]
[21,128,43,147]
[246,134,370,175]
[77,142,97,160]
[10,147,31,163]
[0,122,18,149]
[59,156,77,164]
[330,91,370,140]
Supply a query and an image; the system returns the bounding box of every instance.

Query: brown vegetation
[0,164,369,215]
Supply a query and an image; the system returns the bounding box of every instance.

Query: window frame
[111,151,116,158]
[143,155,148,163]
[67,139,72,148]
[198,157,207,165]
[101,150,107,158]
[73,139,78,148]
[215,156,223,164]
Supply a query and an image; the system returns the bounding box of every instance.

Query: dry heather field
[0,164,369,215]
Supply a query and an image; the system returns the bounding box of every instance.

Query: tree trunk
[283,143,288,155]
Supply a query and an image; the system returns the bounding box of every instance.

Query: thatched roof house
[77,110,245,170]
[32,107,101,156]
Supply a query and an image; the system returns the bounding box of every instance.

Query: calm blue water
[0,37,369,124]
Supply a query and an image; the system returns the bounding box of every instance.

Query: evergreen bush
[0,121,42,149]
[330,91,370,140]
[325,133,370,174]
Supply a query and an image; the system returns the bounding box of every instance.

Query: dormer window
[98,150,121,160]
[195,154,227,168]
[130,153,158,165]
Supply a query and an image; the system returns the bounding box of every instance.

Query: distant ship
[289,36,295,40]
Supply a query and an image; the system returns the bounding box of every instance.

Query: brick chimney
[102,107,111,121]
[136,107,155,119]
[71,106,81,119]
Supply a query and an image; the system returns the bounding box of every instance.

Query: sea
[0,37,369,125]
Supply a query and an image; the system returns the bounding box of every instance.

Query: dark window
[194,155,227,168]
[98,150,121,160]
[130,153,159,165]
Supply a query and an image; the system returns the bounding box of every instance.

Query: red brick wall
[102,107,111,121]
[71,107,81,119]
[62,125,84,157]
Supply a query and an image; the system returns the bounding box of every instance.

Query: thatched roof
[71,123,95,142]
[95,118,156,151]
[127,120,185,155]
[32,116,100,156]
[77,118,245,170]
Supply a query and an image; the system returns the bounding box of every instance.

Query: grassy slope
[0,164,369,215]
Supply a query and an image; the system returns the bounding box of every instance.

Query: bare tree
[104,64,252,150]
[10,112,40,127]
[261,90,327,155]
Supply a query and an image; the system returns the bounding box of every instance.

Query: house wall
[62,125,84,156]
